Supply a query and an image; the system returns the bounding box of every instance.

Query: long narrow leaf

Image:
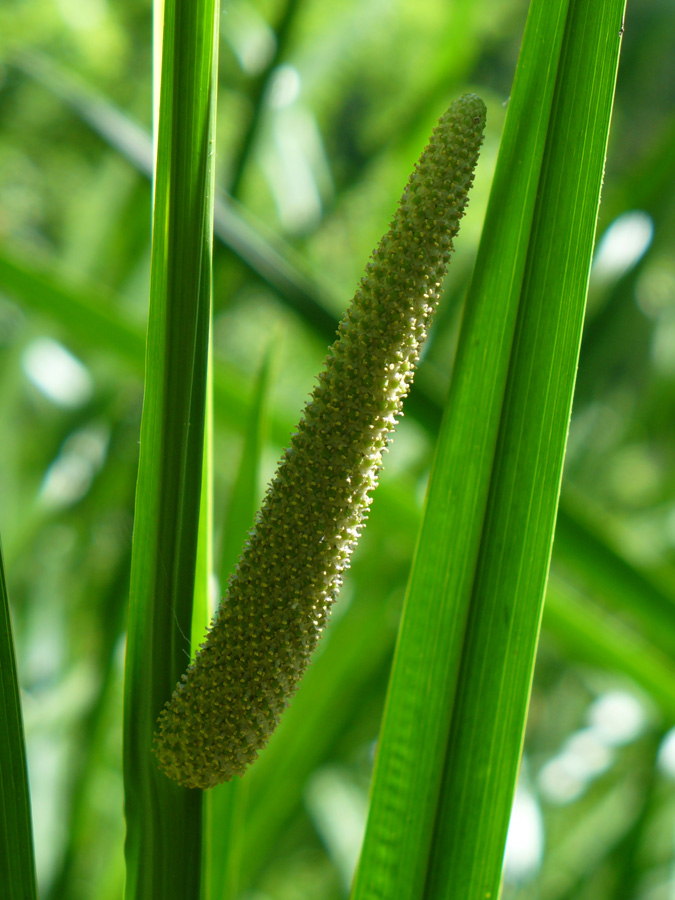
[352,1,572,895]
[0,540,38,900]
[427,0,627,896]
[353,1,626,898]
[122,0,219,895]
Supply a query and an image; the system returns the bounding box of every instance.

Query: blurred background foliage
[1,0,675,898]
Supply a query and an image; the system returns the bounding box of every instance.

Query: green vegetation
[2,0,675,899]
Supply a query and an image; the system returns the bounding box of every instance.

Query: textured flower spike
[154,93,486,789]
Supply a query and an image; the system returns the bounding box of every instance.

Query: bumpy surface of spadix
[154,93,486,788]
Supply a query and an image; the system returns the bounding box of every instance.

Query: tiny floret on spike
[153,94,487,789]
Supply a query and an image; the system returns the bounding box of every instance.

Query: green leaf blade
[427,0,627,897]
[0,543,38,900]
[351,1,573,896]
[122,0,220,896]
[352,1,627,898]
